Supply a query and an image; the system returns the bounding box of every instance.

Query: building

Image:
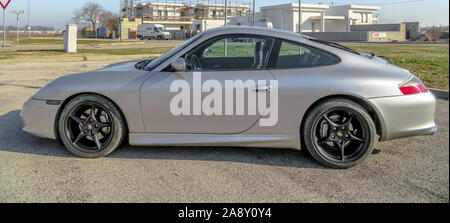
[259,3,380,33]
[120,0,252,39]
[325,4,380,32]
[260,3,329,32]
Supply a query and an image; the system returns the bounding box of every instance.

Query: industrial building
[120,0,253,39]
[119,1,418,42]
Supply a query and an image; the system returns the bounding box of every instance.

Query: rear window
[274,40,340,69]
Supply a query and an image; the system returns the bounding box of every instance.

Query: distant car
[137,24,171,40]
[21,26,436,168]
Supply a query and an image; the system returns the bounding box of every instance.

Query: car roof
[202,26,309,41]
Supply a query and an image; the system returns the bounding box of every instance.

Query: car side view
[21,26,437,168]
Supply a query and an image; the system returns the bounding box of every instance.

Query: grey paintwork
[21,26,437,150]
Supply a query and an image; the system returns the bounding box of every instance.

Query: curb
[430,88,449,99]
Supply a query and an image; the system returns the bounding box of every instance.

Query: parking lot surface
[0,60,448,202]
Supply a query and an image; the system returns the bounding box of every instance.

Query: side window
[275,40,339,69]
[185,35,274,71]
[154,27,158,32]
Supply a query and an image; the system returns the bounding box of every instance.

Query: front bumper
[20,98,60,139]
[369,92,437,141]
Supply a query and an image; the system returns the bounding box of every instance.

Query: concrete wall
[192,19,226,32]
[351,23,401,31]
[368,30,406,42]
[293,11,325,32]
[325,20,348,32]
[303,31,368,41]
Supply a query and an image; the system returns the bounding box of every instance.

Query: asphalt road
[0,60,448,203]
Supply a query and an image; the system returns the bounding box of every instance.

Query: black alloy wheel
[312,107,369,163]
[302,99,376,168]
[58,94,126,158]
[65,102,114,153]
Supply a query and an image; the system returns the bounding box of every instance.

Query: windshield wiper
[135,59,153,70]
[308,38,360,55]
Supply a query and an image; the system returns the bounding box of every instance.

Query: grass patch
[345,44,449,90]
[15,38,134,45]
[77,47,173,55]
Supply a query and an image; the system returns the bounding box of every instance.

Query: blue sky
[1,0,448,29]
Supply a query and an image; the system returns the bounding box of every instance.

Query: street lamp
[11,9,24,45]
[298,0,302,34]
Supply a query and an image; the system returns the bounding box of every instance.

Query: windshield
[305,37,360,55]
[145,34,203,71]
[158,26,168,32]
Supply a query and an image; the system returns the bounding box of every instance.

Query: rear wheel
[302,99,376,169]
[139,36,144,40]
[58,94,126,158]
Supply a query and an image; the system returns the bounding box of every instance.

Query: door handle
[254,86,271,93]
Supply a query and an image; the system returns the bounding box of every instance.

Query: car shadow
[0,110,324,169]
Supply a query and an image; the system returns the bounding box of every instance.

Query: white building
[260,3,380,33]
[325,4,380,32]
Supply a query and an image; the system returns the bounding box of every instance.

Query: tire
[157,36,162,40]
[58,94,126,158]
[302,98,376,169]
[139,36,144,40]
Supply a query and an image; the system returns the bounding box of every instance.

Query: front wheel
[302,99,376,169]
[58,94,126,158]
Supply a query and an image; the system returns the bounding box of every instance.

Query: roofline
[202,26,308,40]
[329,4,380,10]
[261,3,329,10]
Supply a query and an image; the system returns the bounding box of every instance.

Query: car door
[140,35,277,134]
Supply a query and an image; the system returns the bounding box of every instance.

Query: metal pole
[16,13,19,45]
[298,0,302,34]
[28,0,30,38]
[3,9,5,53]
[252,0,255,26]
[224,0,227,26]
[119,0,122,42]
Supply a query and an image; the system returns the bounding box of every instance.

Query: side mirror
[203,48,212,57]
[171,58,186,72]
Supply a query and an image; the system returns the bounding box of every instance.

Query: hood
[99,59,143,72]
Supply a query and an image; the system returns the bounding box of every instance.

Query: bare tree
[101,11,119,38]
[72,2,105,35]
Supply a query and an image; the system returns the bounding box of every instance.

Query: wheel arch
[300,94,385,141]
[53,92,129,143]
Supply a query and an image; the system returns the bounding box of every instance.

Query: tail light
[399,76,428,95]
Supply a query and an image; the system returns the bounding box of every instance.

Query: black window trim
[182,33,276,72]
[267,38,342,70]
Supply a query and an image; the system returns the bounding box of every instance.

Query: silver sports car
[21,26,437,168]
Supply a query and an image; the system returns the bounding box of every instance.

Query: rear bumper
[369,92,437,141]
[20,98,59,139]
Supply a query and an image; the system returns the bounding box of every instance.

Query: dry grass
[345,44,449,90]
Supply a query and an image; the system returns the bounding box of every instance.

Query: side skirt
[129,133,301,150]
